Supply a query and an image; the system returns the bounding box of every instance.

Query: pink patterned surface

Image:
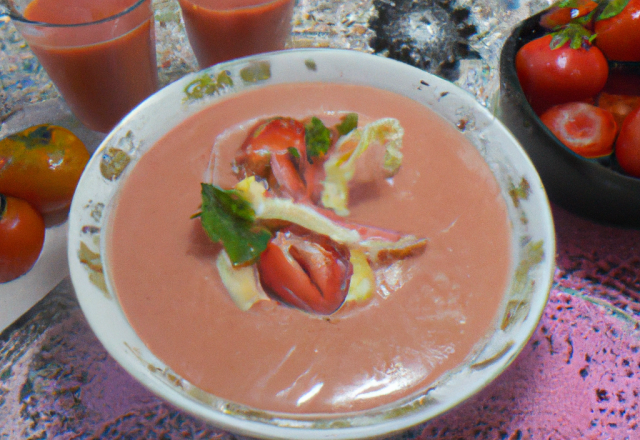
[554,207,640,316]
[1,205,639,439]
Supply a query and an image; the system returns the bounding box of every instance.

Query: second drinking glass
[177,0,295,69]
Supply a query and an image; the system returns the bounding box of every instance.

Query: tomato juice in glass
[177,0,294,68]
[9,0,158,133]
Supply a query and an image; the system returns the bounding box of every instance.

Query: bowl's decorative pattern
[68,49,555,439]
[183,70,235,102]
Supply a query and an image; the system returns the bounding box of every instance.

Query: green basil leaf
[305,117,332,163]
[598,0,630,20]
[556,0,584,8]
[336,113,358,136]
[198,183,272,266]
[287,146,300,159]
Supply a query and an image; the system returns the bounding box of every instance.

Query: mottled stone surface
[1,0,554,119]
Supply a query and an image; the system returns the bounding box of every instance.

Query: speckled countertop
[2,0,640,439]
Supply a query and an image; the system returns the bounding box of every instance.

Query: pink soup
[106,82,512,414]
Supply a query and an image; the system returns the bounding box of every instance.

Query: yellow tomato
[0,124,90,214]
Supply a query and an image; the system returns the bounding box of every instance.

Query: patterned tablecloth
[2,0,640,438]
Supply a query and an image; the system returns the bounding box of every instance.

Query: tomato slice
[0,194,46,283]
[257,228,352,315]
[540,102,617,158]
[235,118,308,200]
[235,117,329,203]
[269,151,308,201]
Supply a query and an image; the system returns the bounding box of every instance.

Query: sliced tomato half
[257,228,352,315]
[540,102,617,158]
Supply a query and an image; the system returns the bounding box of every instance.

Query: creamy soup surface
[107,82,512,414]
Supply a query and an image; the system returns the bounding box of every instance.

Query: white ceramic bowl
[68,49,555,439]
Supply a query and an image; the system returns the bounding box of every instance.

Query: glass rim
[3,0,149,28]
[177,0,291,12]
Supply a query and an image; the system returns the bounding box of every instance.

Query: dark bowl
[499,9,640,228]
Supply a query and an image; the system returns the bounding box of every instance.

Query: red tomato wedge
[540,102,617,158]
[257,228,352,315]
[235,117,325,203]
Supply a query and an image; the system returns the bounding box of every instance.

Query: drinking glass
[4,0,158,133]
[177,0,295,69]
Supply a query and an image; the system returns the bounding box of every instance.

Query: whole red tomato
[615,105,640,178]
[540,102,618,158]
[515,33,609,114]
[0,194,46,283]
[539,0,599,29]
[597,93,640,132]
[595,0,640,61]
